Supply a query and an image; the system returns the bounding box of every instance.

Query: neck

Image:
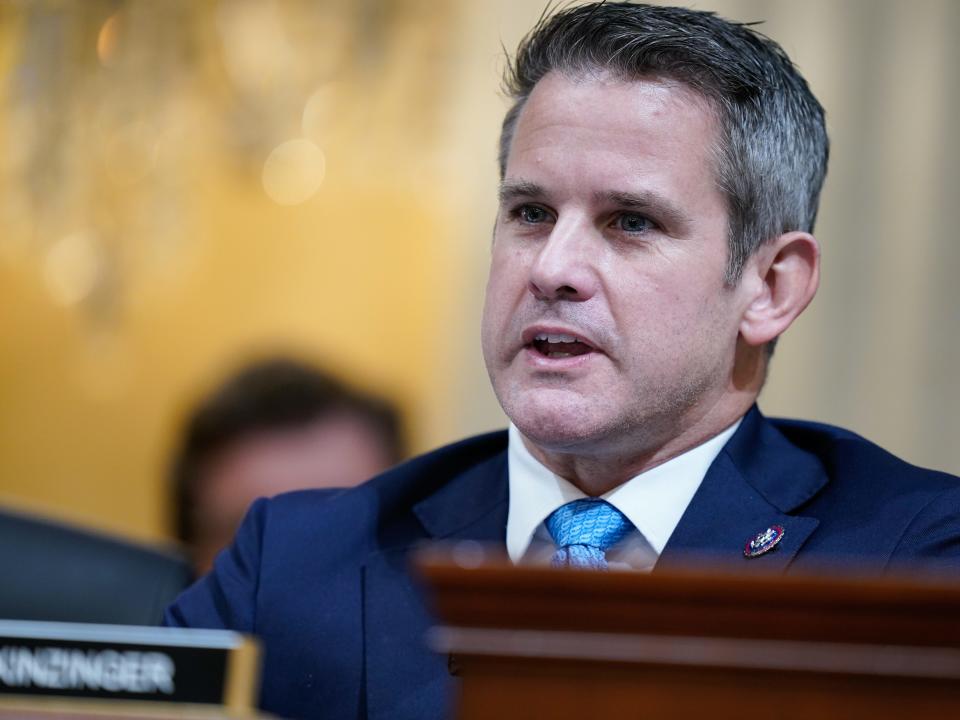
[522,405,748,496]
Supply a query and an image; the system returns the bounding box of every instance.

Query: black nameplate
[0,621,259,709]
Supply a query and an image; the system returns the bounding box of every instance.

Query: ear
[739,231,820,347]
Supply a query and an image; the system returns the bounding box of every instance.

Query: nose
[528,217,599,302]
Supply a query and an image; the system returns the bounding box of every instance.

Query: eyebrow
[498,180,545,205]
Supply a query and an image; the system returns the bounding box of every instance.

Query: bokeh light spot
[217,0,293,92]
[97,14,120,67]
[43,232,103,306]
[262,139,326,206]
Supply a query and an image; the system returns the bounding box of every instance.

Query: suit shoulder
[769,416,960,491]
[748,413,960,567]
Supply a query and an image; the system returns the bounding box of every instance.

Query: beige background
[0,0,957,543]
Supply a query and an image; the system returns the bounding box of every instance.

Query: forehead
[505,71,722,194]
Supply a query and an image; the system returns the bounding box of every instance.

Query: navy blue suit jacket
[164,407,960,720]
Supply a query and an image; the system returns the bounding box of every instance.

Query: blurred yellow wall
[1,0,958,544]
[0,0,466,540]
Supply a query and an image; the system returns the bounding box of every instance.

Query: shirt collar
[506,418,742,563]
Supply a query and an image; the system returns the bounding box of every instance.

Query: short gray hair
[499,2,829,284]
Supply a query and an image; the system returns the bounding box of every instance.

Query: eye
[517,204,550,224]
[616,212,654,233]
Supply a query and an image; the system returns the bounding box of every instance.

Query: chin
[499,387,608,452]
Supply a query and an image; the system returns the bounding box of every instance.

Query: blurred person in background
[170,357,403,576]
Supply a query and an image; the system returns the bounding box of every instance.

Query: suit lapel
[658,407,826,573]
[363,452,508,720]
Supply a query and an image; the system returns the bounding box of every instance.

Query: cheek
[485,243,527,304]
[482,252,517,348]
[616,275,733,353]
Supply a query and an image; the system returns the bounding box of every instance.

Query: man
[170,358,403,575]
[165,4,960,720]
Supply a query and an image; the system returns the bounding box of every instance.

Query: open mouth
[529,332,595,359]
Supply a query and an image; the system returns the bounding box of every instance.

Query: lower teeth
[548,352,571,358]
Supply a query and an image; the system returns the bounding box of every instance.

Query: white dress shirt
[506,419,742,571]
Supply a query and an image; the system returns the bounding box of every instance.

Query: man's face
[192,415,393,574]
[481,72,753,460]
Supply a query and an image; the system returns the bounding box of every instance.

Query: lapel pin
[744,524,785,558]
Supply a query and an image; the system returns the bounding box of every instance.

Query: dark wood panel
[417,547,960,719]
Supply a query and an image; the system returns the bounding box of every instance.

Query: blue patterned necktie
[546,498,634,570]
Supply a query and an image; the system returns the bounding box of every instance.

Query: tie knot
[546,499,633,569]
